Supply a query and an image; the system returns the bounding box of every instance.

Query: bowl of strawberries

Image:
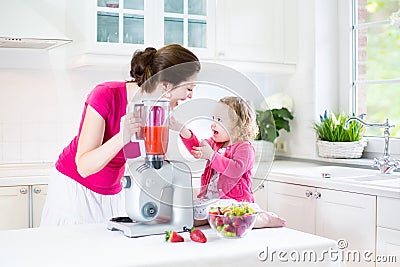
[207,203,258,238]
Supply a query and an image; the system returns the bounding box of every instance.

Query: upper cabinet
[215,0,298,65]
[66,0,215,68]
[66,0,297,69]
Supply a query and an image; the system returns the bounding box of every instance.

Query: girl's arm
[210,143,254,178]
[75,105,139,178]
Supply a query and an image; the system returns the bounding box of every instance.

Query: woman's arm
[75,105,138,178]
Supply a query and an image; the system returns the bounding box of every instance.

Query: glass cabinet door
[164,0,208,48]
[97,0,144,44]
[95,0,209,48]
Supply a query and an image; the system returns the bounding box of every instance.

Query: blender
[107,99,194,237]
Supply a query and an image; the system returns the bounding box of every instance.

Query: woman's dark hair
[130,44,200,92]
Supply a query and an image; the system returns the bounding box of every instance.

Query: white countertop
[263,160,400,199]
[1,159,399,199]
[0,163,53,186]
[0,224,344,267]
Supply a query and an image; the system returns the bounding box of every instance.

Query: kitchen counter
[0,163,53,186]
[0,224,344,267]
[261,160,400,199]
[2,159,400,199]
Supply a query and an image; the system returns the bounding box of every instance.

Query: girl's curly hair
[219,96,259,142]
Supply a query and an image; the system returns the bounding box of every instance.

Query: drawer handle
[33,187,42,194]
[314,191,322,199]
[305,190,312,198]
[20,188,28,194]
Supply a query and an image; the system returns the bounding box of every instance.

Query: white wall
[0,0,340,164]
[0,60,129,163]
[0,54,287,164]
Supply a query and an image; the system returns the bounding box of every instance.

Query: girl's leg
[194,219,209,227]
[253,211,286,228]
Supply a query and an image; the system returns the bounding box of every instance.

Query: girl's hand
[120,113,141,145]
[170,116,192,138]
[169,116,184,132]
[191,140,215,160]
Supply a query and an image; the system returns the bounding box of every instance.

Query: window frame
[339,0,400,158]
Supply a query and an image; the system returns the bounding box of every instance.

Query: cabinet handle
[313,191,322,199]
[20,188,28,194]
[33,187,42,194]
[305,190,312,198]
[258,183,265,189]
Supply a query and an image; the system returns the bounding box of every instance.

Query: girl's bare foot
[253,212,286,229]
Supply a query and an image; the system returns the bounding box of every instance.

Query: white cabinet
[267,180,376,267]
[253,178,268,211]
[31,184,48,228]
[215,0,298,64]
[66,0,216,68]
[376,228,400,267]
[0,186,29,230]
[267,181,316,233]
[376,197,400,267]
[0,184,48,230]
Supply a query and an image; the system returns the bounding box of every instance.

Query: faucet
[345,117,400,174]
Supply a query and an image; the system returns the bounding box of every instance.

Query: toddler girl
[170,96,286,228]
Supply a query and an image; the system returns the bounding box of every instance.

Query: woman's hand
[191,140,215,160]
[120,113,141,145]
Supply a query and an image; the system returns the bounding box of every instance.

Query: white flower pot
[316,139,367,159]
[252,140,275,162]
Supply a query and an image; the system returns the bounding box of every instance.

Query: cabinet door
[253,179,268,211]
[267,181,315,234]
[31,184,48,228]
[316,189,376,267]
[376,227,400,267]
[216,0,298,64]
[0,186,29,230]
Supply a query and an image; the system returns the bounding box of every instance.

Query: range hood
[0,0,72,50]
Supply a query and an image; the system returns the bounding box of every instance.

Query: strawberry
[189,227,207,243]
[214,216,224,227]
[223,224,236,233]
[232,216,245,227]
[165,231,184,242]
[208,207,221,215]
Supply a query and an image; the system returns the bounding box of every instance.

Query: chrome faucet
[345,117,399,174]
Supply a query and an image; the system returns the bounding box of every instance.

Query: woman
[40,44,200,226]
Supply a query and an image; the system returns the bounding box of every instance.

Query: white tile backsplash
[0,67,129,164]
[20,142,40,163]
[2,142,21,163]
[3,123,21,143]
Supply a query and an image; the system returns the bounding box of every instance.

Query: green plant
[313,111,365,142]
[255,108,294,142]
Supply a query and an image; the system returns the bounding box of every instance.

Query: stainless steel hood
[0,0,72,50]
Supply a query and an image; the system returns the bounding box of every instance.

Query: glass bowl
[207,205,258,238]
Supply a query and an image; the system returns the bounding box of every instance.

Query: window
[352,0,400,138]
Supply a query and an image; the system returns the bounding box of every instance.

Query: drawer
[377,197,400,230]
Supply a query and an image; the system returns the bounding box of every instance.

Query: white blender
[107,99,194,237]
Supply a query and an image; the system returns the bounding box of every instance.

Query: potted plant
[254,93,294,161]
[313,110,367,158]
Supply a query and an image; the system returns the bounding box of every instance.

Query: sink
[279,165,379,179]
[344,175,399,182]
[366,178,400,189]
[343,174,400,188]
